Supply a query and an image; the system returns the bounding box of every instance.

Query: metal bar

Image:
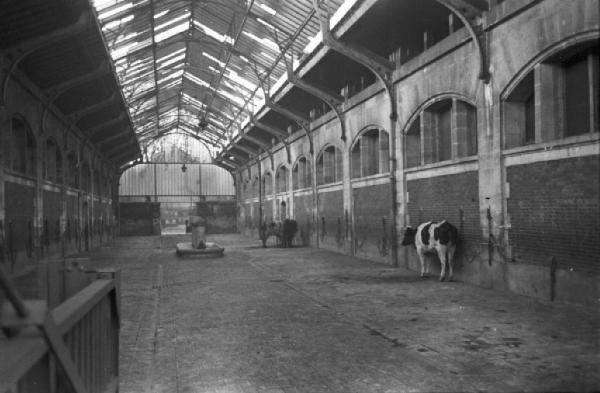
[149,0,162,138]
[86,114,127,137]
[66,93,117,120]
[44,62,109,96]
[0,263,29,318]
[202,0,256,123]
[250,117,288,138]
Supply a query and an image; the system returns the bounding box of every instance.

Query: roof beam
[232,143,259,156]
[66,92,117,121]
[435,0,489,82]
[224,150,250,163]
[4,11,90,54]
[98,129,133,148]
[311,0,393,82]
[86,113,127,137]
[249,117,288,139]
[44,62,110,96]
[202,0,256,122]
[106,141,137,157]
[148,0,162,139]
[280,53,347,141]
[240,133,270,149]
[263,96,310,128]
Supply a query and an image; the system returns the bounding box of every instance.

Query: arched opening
[504,41,599,149]
[292,156,312,190]
[404,98,477,168]
[275,165,288,194]
[351,129,390,179]
[262,172,272,196]
[81,162,91,193]
[316,146,343,186]
[10,116,36,177]
[44,138,63,184]
[66,152,79,189]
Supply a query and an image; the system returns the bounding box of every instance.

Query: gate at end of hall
[117,163,235,236]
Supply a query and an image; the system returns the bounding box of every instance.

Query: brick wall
[507,156,600,273]
[353,183,392,259]
[407,171,481,260]
[317,190,343,248]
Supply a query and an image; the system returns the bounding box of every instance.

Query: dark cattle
[280,219,298,248]
[260,219,298,248]
[401,221,458,281]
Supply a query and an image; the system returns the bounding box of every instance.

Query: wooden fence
[0,259,121,393]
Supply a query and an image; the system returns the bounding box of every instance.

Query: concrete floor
[83,234,599,393]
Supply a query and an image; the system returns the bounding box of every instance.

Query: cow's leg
[417,248,427,278]
[438,247,447,282]
[447,246,456,281]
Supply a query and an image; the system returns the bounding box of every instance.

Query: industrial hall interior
[0,0,598,392]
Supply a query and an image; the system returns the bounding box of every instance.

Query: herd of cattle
[260,218,458,282]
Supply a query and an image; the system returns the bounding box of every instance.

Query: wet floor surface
[83,234,599,393]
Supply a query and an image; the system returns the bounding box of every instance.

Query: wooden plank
[51,280,114,335]
[0,335,48,389]
[42,315,89,393]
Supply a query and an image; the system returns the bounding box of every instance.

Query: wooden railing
[0,261,121,393]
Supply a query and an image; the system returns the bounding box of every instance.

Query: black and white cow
[401,221,458,281]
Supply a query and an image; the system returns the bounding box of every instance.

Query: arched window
[44,138,62,183]
[249,177,256,198]
[404,98,477,168]
[275,166,288,194]
[66,152,79,189]
[504,42,599,149]
[262,172,272,196]
[351,129,390,179]
[316,146,343,186]
[93,169,102,196]
[10,116,36,177]
[106,177,112,198]
[81,161,91,192]
[293,156,312,190]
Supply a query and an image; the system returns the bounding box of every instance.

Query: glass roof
[92,0,353,161]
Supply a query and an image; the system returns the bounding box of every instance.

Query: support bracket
[435,0,490,82]
[1,11,90,107]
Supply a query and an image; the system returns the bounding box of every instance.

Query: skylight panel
[193,21,234,45]
[225,69,257,91]
[156,53,185,69]
[157,69,184,85]
[98,2,134,19]
[112,41,142,59]
[156,48,186,63]
[161,79,181,90]
[258,2,277,16]
[217,89,245,107]
[184,72,211,88]
[102,14,134,30]
[256,17,275,30]
[155,20,188,42]
[182,93,206,109]
[154,9,170,19]
[203,52,225,68]
[242,31,279,52]
[155,12,190,32]
[303,0,359,54]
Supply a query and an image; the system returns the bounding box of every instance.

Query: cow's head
[401,227,416,246]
